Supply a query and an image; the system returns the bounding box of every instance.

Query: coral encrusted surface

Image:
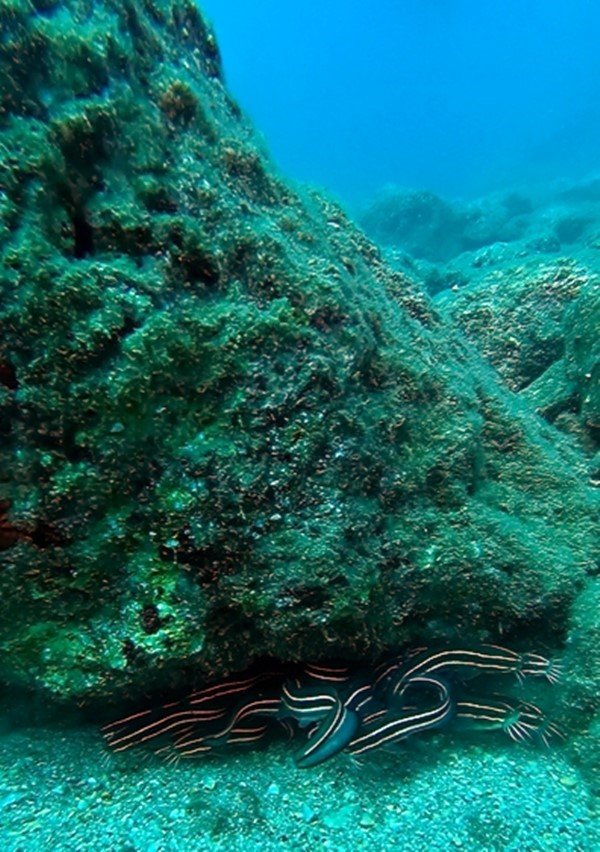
[0,0,597,713]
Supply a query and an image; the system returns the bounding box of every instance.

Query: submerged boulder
[438,260,599,456]
[359,187,468,262]
[0,0,597,710]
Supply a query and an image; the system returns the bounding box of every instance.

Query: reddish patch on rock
[0,500,21,550]
[0,360,18,390]
[140,604,162,634]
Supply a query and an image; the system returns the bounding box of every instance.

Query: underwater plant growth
[0,0,598,814]
[0,0,596,705]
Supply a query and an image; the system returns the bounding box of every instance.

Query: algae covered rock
[560,577,600,791]
[0,0,597,703]
[438,260,599,454]
[362,180,600,303]
[563,283,600,448]
[359,187,468,262]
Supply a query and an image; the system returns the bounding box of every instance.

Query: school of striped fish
[103,645,563,768]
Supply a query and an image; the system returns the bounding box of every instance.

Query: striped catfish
[278,667,381,768]
[294,676,379,768]
[453,695,564,746]
[386,645,562,701]
[173,689,282,757]
[103,669,283,753]
[348,675,453,756]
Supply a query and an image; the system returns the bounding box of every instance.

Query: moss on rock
[438,260,599,455]
[0,0,597,718]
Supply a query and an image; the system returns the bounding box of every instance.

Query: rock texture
[438,260,599,457]
[0,0,597,721]
[360,182,600,272]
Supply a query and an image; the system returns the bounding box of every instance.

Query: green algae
[0,2,597,788]
[564,282,600,445]
[439,259,599,453]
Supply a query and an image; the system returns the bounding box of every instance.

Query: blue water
[200,0,600,204]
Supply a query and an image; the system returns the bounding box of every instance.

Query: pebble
[322,804,356,829]
[301,803,317,823]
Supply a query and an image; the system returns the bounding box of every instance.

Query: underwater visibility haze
[200,0,600,204]
[0,1,598,850]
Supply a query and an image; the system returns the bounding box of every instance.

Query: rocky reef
[0,2,597,793]
[359,181,600,271]
[439,260,599,457]
[361,183,599,780]
[361,183,599,467]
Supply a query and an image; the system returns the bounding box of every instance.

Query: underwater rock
[438,260,599,454]
[359,187,468,263]
[563,283,600,450]
[561,578,600,793]
[359,187,532,265]
[0,0,597,708]
[361,182,600,298]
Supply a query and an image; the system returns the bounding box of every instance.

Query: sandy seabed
[0,724,597,852]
